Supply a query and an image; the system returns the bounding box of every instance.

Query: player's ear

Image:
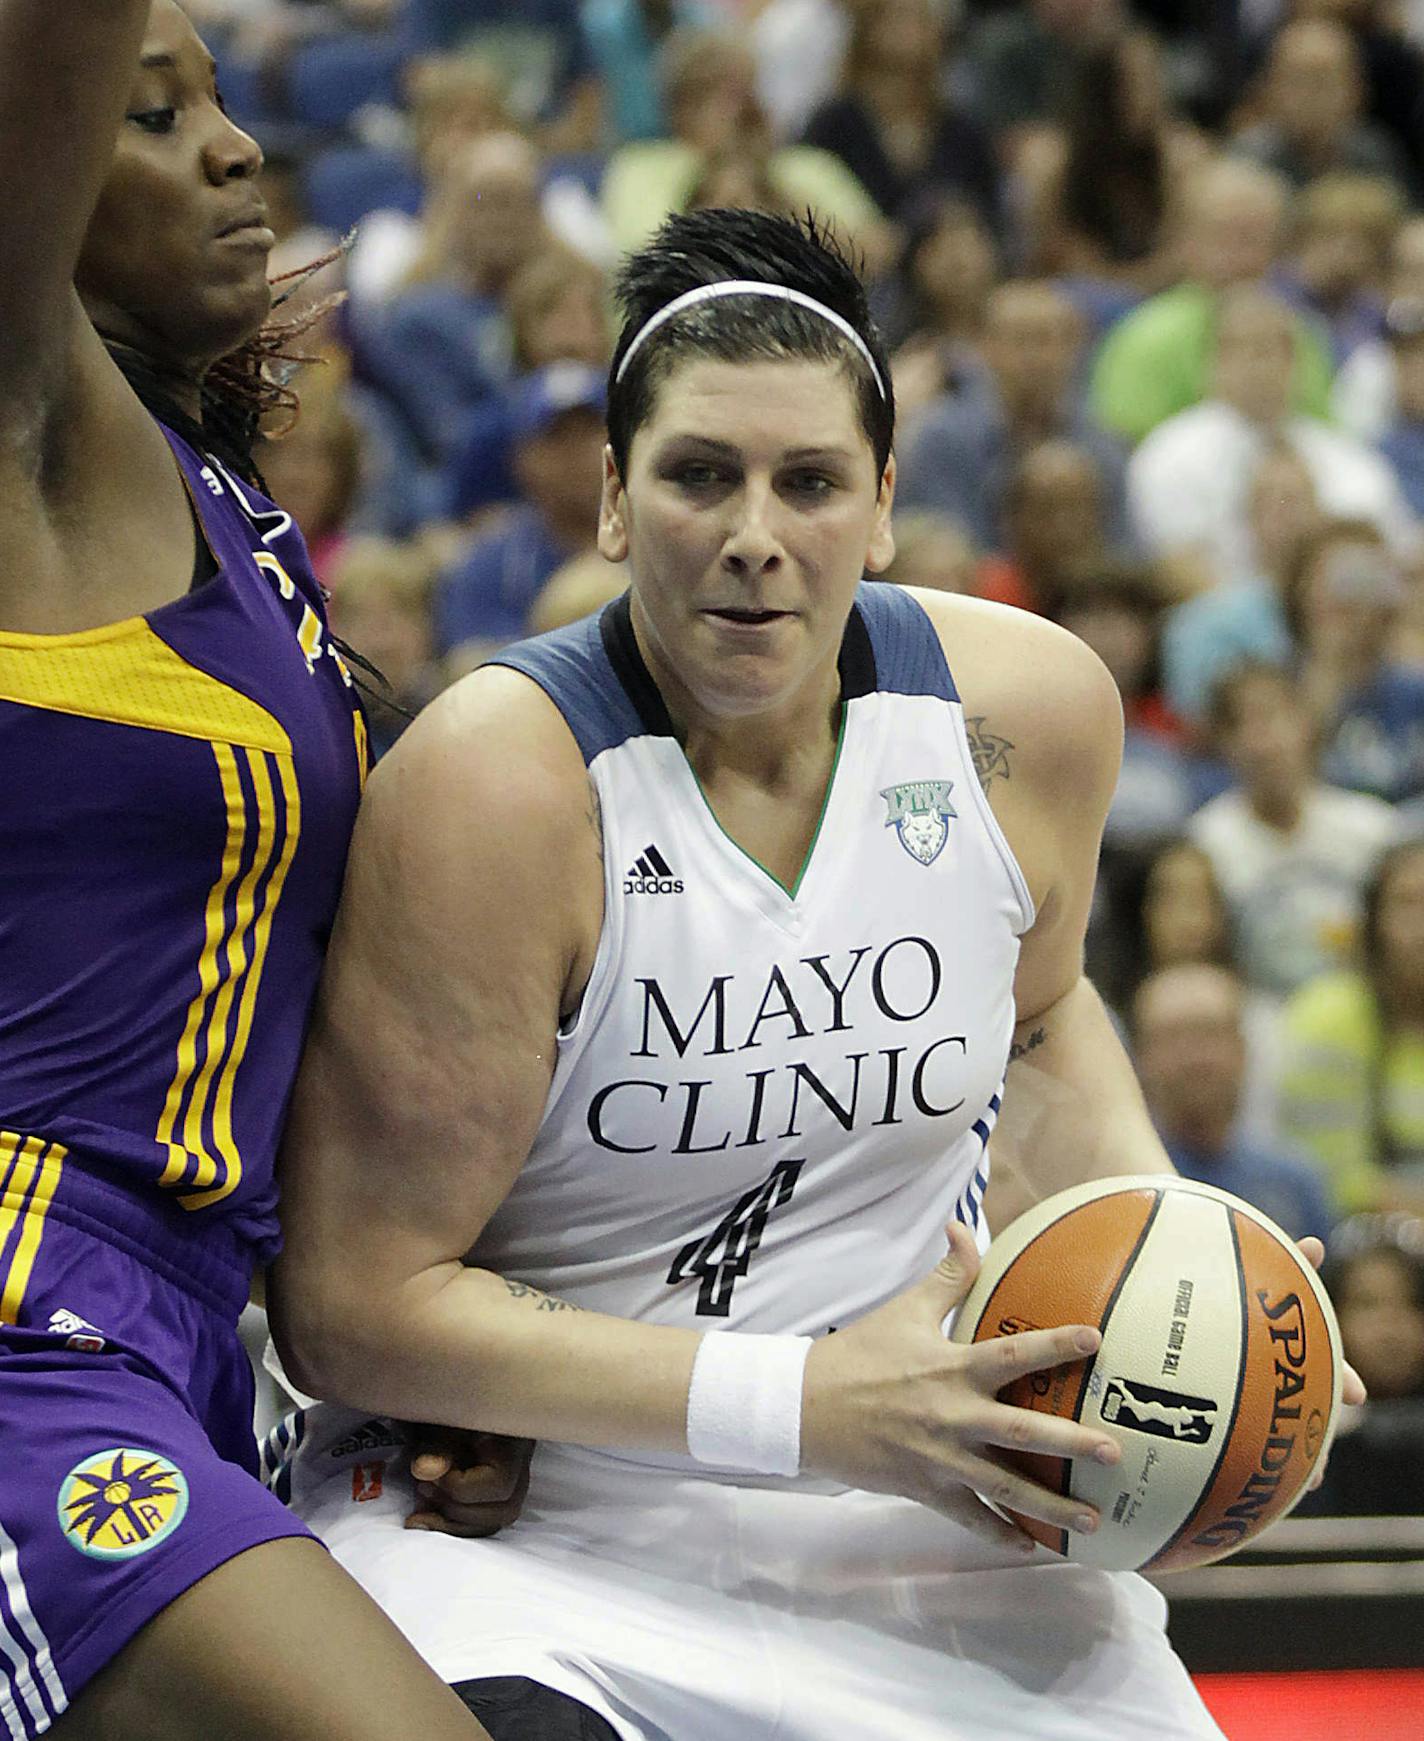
[865,453,896,576]
[599,445,629,564]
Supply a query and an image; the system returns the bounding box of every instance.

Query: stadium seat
[284,33,408,132]
[301,144,424,237]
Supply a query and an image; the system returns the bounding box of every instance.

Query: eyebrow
[659,436,858,464]
[140,51,219,76]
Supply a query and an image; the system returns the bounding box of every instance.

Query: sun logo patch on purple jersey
[880,779,957,866]
[57,1448,189,1560]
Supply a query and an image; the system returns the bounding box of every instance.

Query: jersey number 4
[667,1159,804,1317]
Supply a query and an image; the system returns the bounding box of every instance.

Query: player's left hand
[1297,1236,1366,1490]
[401,1426,536,1536]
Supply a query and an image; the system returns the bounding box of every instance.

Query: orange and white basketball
[951,1176,1343,1573]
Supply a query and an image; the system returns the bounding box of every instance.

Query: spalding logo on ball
[950,1176,1343,1572]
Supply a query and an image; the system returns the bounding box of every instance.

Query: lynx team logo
[58,1448,189,1559]
[881,779,957,866]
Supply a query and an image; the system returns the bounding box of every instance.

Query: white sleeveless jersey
[481,583,1034,1357]
[284,586,1223,1741]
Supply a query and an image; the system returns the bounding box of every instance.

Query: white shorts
[282,1407,1222,1741]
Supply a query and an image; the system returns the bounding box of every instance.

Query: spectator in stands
[579,0,717,147]
[881,510,978,595]
[1301,1213,1424,1515]
[877,196,997,419]
[1133,962,1333,1238]
[1234,0,1424,199]
[445,243,612,521]
[365,131,553,467]
[436,361,606,674]
[747,0,852,145]
[1283,518,1424,803]
[1090,835,1284,1139]
[529,548,629,634]
[600,30,885,263]
[257,373,364,583]
[1190,659,1397,1000]
[1127,285,1415,584]
[1090,157,1333,443]
[801,0,1001,232]
[1332,214,1424,437]
[403,0,602,153]
[1233,17,1408,191]
[1049,564,1198,850]
[1278,172,1403,366]
[326,536,443,759]
[1374,296,1424,518]
[966,0,1124,141]
[896,280,1128,555]
[1278,841,1424,1216]
[975,438,1117,614]
[344,55,519,311]
[1027,26,1207,319]
[1161,443,1319,723]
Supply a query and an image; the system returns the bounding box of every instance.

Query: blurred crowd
[208,0,1424,1512]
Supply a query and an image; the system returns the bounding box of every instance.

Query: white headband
[614,280,887,399]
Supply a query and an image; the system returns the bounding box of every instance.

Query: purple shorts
[0,1162,312,1737]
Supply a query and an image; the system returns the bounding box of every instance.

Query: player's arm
[270,666,1120,1536]
[0,1,147,418]
[269,669,704,1449]
[912,592,1174,1220]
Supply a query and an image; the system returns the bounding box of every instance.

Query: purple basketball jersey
[0,424,367,1265]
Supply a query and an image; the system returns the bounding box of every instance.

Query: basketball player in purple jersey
[0,4,506,1736]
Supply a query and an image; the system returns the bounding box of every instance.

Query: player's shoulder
[902,586,1123,795]
[363,657,591,853]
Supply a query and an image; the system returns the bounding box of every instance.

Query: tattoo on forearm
[965,716,1015,793]
[1008,1026,1046,1064]
[504,1278,583,1313]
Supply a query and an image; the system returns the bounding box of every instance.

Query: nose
[720,478,783,579]
[202,109,264,185]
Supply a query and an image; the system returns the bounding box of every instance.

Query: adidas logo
[624,842,684,896]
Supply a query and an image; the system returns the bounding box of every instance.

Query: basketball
[951,1176,1344,1573]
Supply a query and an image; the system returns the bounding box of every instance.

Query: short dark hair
[1204,655,1298,741]
[607,207,894,479]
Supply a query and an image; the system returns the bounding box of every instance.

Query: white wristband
[685,1330,813,1476]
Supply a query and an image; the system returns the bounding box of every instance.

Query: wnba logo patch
[57,1449,190,1559]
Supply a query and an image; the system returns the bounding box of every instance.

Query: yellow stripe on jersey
[186,748,300,1210]
[182,746,278,1192]
[0,617,290,754]
[354,709,371,788]
[157,742,249,1187]
[0,1133,64,1324]
[0,1140,63,1323]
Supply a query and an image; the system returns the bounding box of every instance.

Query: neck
[1246,783,1305,831]
[630,595,843,791]
[1173,1112,1233,1155]
[1382,979,1424,1028]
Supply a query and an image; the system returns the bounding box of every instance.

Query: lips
[215,205,271,239]
[704,607,790,624]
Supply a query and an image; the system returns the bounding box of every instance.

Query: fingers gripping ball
[950,1177,1343,1572]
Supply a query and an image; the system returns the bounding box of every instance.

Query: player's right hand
[799,1221,1121,1548]
[402,1427,535,1537]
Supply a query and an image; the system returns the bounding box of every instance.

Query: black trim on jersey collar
[599,590,878,737]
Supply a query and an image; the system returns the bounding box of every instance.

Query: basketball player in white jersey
[268,211,1348,1739]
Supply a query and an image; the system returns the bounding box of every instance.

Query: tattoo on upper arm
[586,779,604,869]
[1008,1026,1046,1064]
[504,1278,583,1313]
[965,716,1015,793]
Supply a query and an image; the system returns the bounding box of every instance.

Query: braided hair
[102,240,395,702]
